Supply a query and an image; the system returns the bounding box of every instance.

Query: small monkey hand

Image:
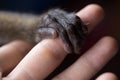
[35,9,88,54]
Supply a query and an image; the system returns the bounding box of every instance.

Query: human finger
[6,4,104,80]
[76,4,104,32]
[52,36,118,80]
[0,40,33,75]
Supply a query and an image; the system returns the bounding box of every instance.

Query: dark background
[0,0,120,79]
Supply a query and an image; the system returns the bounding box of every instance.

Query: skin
[0,4,118,80]
[96,72,118,80]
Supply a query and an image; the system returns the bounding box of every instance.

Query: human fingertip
[87,4,105,18]
[77,4,105,18]
[96,72,118,80]
[100,36,119,55]
[86,4,105,14]
[76,4,105,32]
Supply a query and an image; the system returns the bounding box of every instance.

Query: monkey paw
[36,9,88,54]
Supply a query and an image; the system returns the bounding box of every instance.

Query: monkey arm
[0,11,42,43]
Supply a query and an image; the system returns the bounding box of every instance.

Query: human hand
[0,4,119,80]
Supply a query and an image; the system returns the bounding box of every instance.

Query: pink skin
[96,72,118,80]
[0,4,118,80]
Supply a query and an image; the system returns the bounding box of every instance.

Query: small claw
[35,27,58,43]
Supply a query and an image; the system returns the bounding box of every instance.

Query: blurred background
[0,0,120,79]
